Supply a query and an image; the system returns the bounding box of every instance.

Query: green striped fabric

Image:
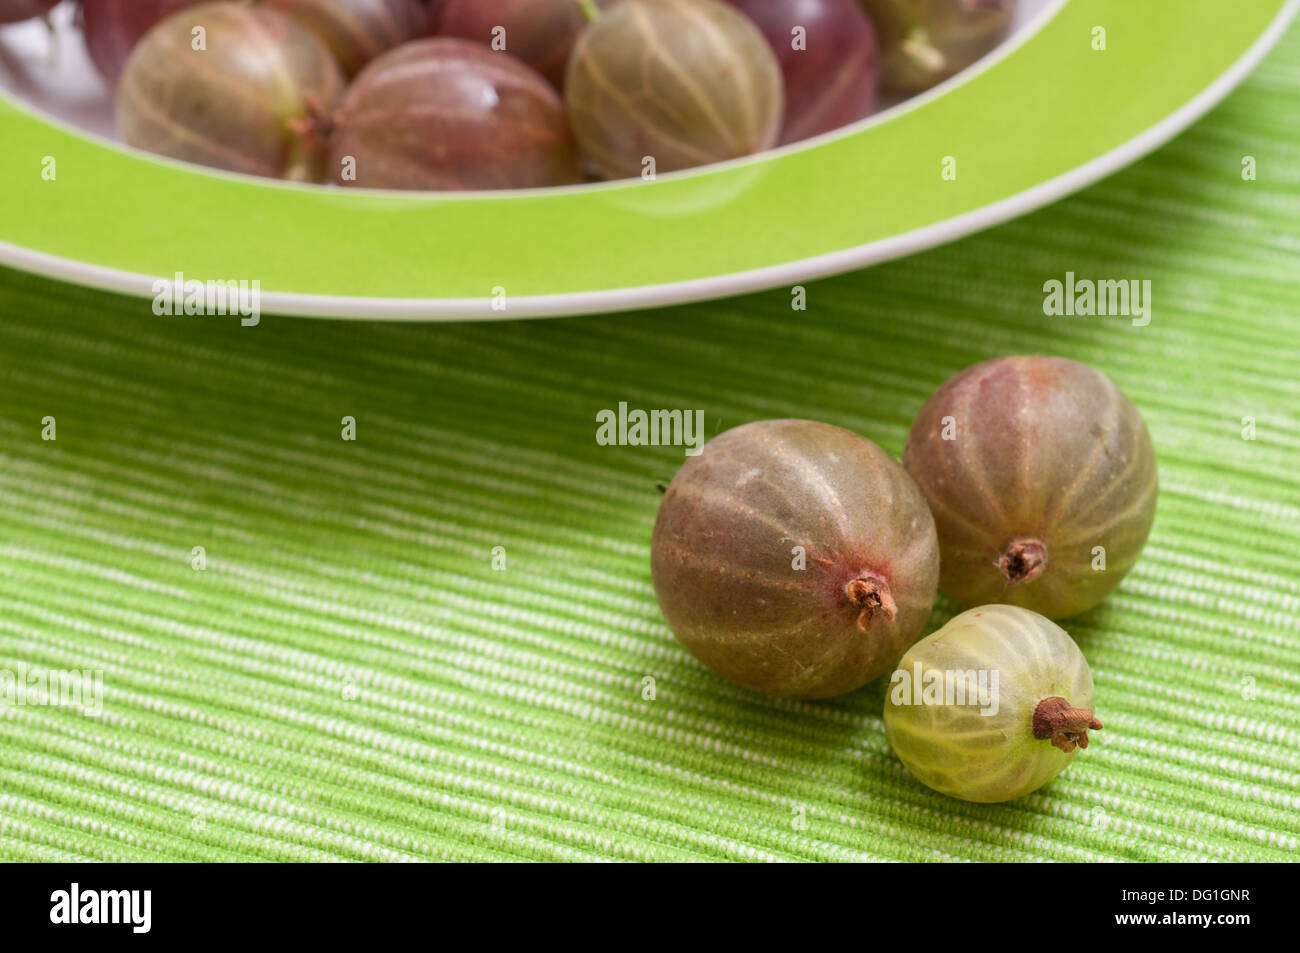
[1,26,1298,864]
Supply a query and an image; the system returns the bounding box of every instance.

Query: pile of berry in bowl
[0,0,1019,190]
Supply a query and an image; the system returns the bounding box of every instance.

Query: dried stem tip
[1033,696,1103,753]
[900,33,947,74]
[998,537,1048,586]
[845,575,897,631]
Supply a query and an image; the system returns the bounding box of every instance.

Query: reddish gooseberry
[0,0,57,25]
[264,0,429,77]
[725,0,879,145]
[652,419,940,699]
[902,356,1158,620]
[328,38,581,191]
[433,0,613,91]
[80,0,206,87]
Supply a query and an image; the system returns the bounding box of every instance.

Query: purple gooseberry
[902,356,1158,620]
[115,3,345,180]
[328,37,581,191]
[565,0,784,181]
[81,0,206,87]
[264,0,429,77]
[433,0,613,91]
[725,0,879,145]
[652,419,941,699]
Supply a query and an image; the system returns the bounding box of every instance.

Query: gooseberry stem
[575,0,601,22]
[998,537,1048,586]
[900,30,946,75]
[286,92,333,183]
[845,574,897,631]
[1032,696,1102,753]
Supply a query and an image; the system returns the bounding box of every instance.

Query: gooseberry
[328,37,581,190]
[902,356,1158,620]
[858,0,1015,93]
[81,0,206,87]
[725,0,879,145]
[263,0,429,76]
[433,0,612,91]
[651,419,940,699]
[884,604,1102,802]
[0,0,56,24]
[565,0,784,181]
[116,3,345,180]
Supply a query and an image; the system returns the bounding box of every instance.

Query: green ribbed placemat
[1,29,1298,865]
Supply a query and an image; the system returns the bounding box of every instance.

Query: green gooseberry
[883,604,1102,803]
[565,0,785,180]
[115,2,345,181]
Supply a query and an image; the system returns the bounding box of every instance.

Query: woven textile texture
[0,27,1298,864]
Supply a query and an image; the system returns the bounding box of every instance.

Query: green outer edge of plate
[0,0,1294,319]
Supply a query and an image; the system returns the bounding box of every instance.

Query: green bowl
[0,0,1295,319]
